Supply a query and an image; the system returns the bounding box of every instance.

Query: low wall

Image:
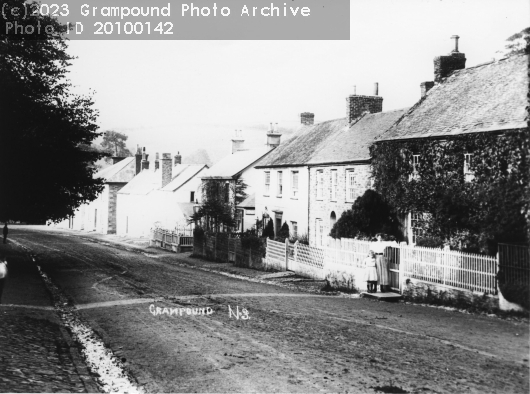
[401,277,501,311]
[193,234,265,268]
[324,262,365,292]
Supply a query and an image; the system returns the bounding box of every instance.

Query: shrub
[263,218,275,240]
[193,226,205,240]
[330,189,401,240]
[416,236,444,248]
[277,222,290,240]
[289,233,309,245]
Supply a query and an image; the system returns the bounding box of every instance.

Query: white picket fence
[265,237,499,294]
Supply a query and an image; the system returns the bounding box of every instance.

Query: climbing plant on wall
[370,129,529,254]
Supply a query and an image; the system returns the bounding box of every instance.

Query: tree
[101,131,133,158]
[182,149,213,167]
[497,27,530,57]
[277,222,290,240]
[330,190,401,240]
[263,219,275,240]
[0,0,105,222]
[189,176,248,232]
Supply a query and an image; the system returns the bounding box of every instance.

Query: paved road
[6,226,530,393]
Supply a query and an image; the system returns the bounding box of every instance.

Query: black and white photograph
[1,0,529,392]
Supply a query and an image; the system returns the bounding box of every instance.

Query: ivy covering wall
[370,129,529,254]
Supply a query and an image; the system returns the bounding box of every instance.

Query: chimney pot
[154,152,160,170]
[174,151,182,166]
[141,147,149,170]
[373,82,379,96]
[135,147,142,175]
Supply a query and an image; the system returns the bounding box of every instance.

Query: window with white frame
[464,153,474,182]
[316,170,324,200]
[410,211,424,244]
[277,171,283,196]
[346,169,356,201]
[291,171,299,198]
[411,154,420,180]
[291,221,298,238]
[331,170,337,201]
[264,171,270,195]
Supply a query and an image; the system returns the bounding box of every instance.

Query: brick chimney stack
[174,152,182,166]
[161,153,172,187]
[266,123,281,148]
[141,147,149,171]
[300,112,315,126]
[420,81,435,97]
[154,152,160,170]
[346,83,383,124]
[232,130,244,154]
[434,35,466,83]
[135,145,142,175]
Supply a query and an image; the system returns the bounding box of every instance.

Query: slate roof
[117,167,161,196]
[95,157,136,183]
[201,146,274,179]
[256,109,408,168]
[377,54,529,142]
[238,194,255,209]
[160,164,208,192]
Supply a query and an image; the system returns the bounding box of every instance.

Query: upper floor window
[331,170,337,201]
[277,171,283,197]
[411,154,420,180]
[316,170,324,200]
[190,191,195,203]
[264,171,270,195]
[346,169,356,201]
[464,153,475,182]
[291,171,299,198]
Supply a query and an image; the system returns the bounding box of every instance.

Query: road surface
[4,226,529,393]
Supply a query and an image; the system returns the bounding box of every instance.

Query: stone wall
[107,183,125,234]
[309,164,372,245]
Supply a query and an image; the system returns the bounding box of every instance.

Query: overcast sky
[67,0,529,163]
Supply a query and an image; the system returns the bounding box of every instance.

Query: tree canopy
[0,0,104,222]
[330,190,401,240]
[101,131,133,158]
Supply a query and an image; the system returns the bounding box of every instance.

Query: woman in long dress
[372,234,389,292]
[363,251,378,293]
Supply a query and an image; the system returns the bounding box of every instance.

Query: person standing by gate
[372,233,389,292]
[3,223,7,244]
[364,250,378,293]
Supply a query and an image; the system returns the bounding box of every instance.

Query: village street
[1,226,528,393]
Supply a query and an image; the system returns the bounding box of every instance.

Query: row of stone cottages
[57,39,527,246]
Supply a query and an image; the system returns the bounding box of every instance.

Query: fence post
[285,238,289,271]
[214,233,217,261]
[495,250,499,295]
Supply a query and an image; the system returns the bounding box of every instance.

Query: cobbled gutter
[35,261,143,394]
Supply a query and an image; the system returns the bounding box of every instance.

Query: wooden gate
[385,246,401,293]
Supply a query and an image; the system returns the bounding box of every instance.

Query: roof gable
[201,146,273,179]
[377,55,529,142]
[95,157,136,183]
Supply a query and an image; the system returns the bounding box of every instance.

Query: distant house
[116,151,208,237]
[255,100,407,245]
[56,155,140,233]
[372,42,528,245]
[199,130,278,232]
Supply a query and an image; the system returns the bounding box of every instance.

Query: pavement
[0,238,101,393]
